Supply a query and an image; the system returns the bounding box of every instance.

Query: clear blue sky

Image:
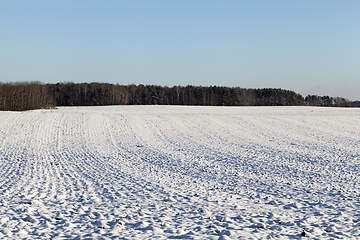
[1,0,359,100]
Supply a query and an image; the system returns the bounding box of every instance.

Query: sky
[1,0,359,100]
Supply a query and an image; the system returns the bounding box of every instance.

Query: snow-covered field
[0,106,360,239]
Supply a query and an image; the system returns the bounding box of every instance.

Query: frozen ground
[0,106,360,239]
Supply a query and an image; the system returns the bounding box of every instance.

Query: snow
[0,105,360,239]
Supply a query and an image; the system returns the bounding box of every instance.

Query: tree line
[0,82,355,111]
[0,82,55,111]
[304,95,353,107]
[44,82,305,107]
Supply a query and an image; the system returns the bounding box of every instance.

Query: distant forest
[0,82,355,111]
